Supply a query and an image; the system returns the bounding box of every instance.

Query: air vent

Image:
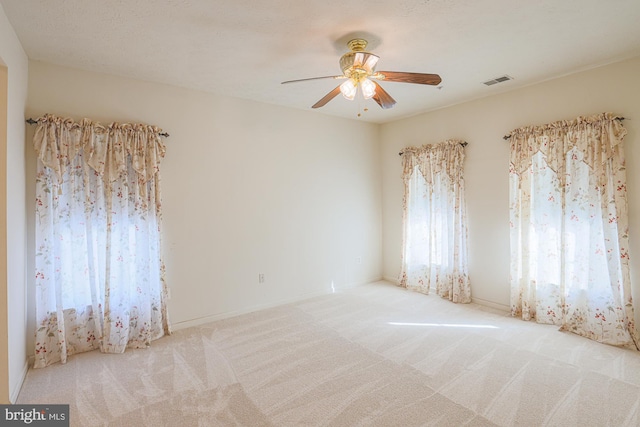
[483,75,513,86]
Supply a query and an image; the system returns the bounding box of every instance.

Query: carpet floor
[16,281,640,426]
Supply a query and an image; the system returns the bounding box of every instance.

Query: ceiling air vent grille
[483,75,513,86]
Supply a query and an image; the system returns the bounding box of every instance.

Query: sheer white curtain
[399,140,471,303]
[509,113,638,348]
[33,114,171,368]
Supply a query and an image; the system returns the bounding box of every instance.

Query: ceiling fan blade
[311,85,342,108]
[281,75,346,84]
[372,82,396,109]
[374,71,442,86]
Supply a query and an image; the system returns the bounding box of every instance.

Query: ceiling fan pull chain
[356,96,369,118]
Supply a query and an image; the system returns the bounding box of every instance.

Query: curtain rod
[502,116,626,141]
[25,118,170,137]
[398,141,468,156]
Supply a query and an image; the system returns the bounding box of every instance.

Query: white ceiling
[2,0,640,123]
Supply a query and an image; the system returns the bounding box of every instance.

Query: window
[33,115,170,367]
[399,140,471,303]
[508,113,638,348]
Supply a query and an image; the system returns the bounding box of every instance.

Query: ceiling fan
[281,38,442,110]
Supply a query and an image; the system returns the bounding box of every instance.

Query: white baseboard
[171,278,383,331]
[471,297,510,312]
[381,275,509,313]
[382,275,399,285]
[9,359,29,404]
[337,276,384,290]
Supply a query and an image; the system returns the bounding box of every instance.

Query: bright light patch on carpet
[388,322,499,329]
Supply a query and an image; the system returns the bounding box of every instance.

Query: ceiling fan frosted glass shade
[340,79,357,100]
[340,52,380,74]
[362,53,379,72]
[360,78,376,99]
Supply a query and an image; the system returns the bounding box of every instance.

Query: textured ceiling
[2,0,640,123]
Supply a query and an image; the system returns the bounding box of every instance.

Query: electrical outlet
[259,273,265,283]
[356,256,362,265]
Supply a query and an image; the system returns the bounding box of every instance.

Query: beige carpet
[17,281,640,426]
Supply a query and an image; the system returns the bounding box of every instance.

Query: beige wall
[26,61,383,336]
[0,4,29,403]
[381,57,640,312]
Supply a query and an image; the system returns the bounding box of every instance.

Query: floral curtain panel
[399,139,471,303]
[33,114,171,368]
[508,112,638,348]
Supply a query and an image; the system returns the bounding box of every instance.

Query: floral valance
[33,114,166,186]
[507,112,626,183]
[400,139,466,184]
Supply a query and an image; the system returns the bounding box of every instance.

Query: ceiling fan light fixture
[340,79,357,100]
[360,78,376,99]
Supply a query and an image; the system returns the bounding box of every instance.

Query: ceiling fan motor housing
[340,38,380,81]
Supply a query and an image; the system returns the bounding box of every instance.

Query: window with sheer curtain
[399,140,471,303]
[33,114,171,368]
[508,112,638,349]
